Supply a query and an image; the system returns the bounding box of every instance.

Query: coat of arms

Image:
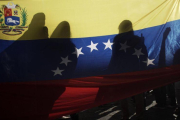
[0,2,28,35]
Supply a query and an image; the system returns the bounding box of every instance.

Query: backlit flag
[0,0,180,120]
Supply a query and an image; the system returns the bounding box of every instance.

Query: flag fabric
[0,0,180,120]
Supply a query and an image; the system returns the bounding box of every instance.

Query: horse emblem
[6,18,20,25]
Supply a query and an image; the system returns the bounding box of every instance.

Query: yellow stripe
[0,0,180,40]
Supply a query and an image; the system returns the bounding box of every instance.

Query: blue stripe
[0,19,180,82]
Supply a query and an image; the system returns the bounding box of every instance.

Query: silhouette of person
[49,21,77,79]
[173,49,180,115]
[0,13,49,82]
[0,13,78,120]
[50,21,79,120]
[108,20,147,74]
[153,27,176,109]
[95,20,147,120]
[109,20,147,120]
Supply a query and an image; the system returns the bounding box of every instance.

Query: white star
[119,41,130,52]
[73,47,84,58]
[103,39,113,50]
[60,56,72,66]
[87,41,98,52]
[52,67,64,76]
[143,58,155,66]
[132,48,144,58]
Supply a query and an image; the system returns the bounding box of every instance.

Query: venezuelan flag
[0,0,180,120]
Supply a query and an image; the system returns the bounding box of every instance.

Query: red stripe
[0,65,180,120]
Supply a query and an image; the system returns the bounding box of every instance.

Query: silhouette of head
[50,21,70,38]
[18,13,48,40]
[118,20,133,33]
[29,13,45,28]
